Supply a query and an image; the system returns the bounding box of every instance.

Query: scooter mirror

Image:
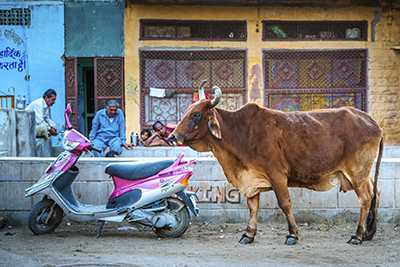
[65,103,73,130]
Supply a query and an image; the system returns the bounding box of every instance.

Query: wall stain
[249,64,261,102]
[126,76,139,104]
[4,29,23,45]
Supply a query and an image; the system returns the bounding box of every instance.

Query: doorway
[65,57,125,136]
[77,58,95,136]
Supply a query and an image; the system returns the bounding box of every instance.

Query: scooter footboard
[106,189,142,209]
[52,167,80,207]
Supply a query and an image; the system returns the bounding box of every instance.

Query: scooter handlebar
[90,146,102,153]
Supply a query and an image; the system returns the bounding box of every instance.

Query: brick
[21,162,48,181]
[377,161,400,180]
[0,161,22,181]
[290,187,338,209]
[0,182,32,210]
[339,180,395,208]
[192,161,226,181]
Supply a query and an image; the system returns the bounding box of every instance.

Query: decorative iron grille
[140,20,247,41]
[94,58,124,111]
[263,49,367,111]
[64,58,78,127]
[0,8,31,26]
[140,50,246,127]
[263,21,368,41]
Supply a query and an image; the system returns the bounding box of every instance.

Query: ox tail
[365,137,384,241]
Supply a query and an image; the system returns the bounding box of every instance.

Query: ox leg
[273,181,299,245]
[239,193,259,245]
[347,180,373,245]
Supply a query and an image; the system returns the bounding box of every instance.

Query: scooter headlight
[63,139,80,151]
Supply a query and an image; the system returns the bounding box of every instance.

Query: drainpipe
[371,8,382,42]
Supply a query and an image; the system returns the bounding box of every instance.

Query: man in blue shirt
[89,100,130,157]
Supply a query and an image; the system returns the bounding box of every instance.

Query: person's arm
[147,135,169,147]
[143,133,168,146]
[118,109,126,144]
[89,112,100,141]
[44,107,56,128]
[44,107,57,136]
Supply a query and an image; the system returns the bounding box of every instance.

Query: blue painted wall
[0,1,65,145]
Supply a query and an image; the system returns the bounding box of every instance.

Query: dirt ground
[1,221,400,267]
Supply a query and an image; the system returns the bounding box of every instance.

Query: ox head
[169,82,222,146]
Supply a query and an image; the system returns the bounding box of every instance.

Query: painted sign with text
[188,182,241,204]
[0,29,27,73]
[0,46,26,72]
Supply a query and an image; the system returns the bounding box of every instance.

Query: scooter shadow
[53,223,174,240]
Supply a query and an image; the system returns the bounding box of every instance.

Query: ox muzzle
[167,133,184,146]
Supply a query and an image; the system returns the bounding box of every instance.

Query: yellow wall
[125,4,400,144]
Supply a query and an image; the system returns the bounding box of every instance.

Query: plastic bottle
[16,95,23,109]
[130,132,139,146]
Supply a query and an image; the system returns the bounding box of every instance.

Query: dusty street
[0,221,400,267]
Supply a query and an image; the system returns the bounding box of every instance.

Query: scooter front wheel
[153,198,190,238]
[28,199,64,235]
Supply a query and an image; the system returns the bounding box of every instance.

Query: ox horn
[209,85,222,108]
[198,80,207,100]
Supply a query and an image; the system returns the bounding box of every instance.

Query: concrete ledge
[121,146,213,158]
[0,156,399,224]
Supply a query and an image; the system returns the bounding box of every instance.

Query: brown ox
[170,83,383,245]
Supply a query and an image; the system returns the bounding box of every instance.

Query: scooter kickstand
[96,220,105,238]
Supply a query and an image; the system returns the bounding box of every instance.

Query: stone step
[383,146,400,158]
[54,145,400,158]
[119,146,400,158]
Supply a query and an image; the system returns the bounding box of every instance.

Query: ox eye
[191,112,203,124]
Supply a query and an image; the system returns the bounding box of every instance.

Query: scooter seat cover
[105,160,175,180]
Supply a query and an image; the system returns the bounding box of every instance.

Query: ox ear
[208,111,221,140]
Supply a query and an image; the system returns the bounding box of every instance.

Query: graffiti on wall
[3,29,24,45]
[188,183,241,204]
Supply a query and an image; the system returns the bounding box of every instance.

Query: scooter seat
[105,160,174,180]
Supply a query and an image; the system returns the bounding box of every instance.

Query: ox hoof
[347,235,363,245]
[239,233,254,245]
[285,235,298,245]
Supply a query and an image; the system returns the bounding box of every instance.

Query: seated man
[89,100,130,157]
[142,121,175,147]
[25,89,58,139]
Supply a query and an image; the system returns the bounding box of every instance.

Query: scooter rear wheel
[153,198,190,238]
[28,199,63,235]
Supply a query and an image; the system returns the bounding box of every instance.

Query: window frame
[262,20,368,41]
[140,19,247,41]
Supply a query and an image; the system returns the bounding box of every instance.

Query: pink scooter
[25,104,199,238]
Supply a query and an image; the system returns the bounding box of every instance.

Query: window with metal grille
[263,21,367,41]
[264,49,367,111]
[140,20,247,41]
[0,8,31,26]
[140,50,247,127]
